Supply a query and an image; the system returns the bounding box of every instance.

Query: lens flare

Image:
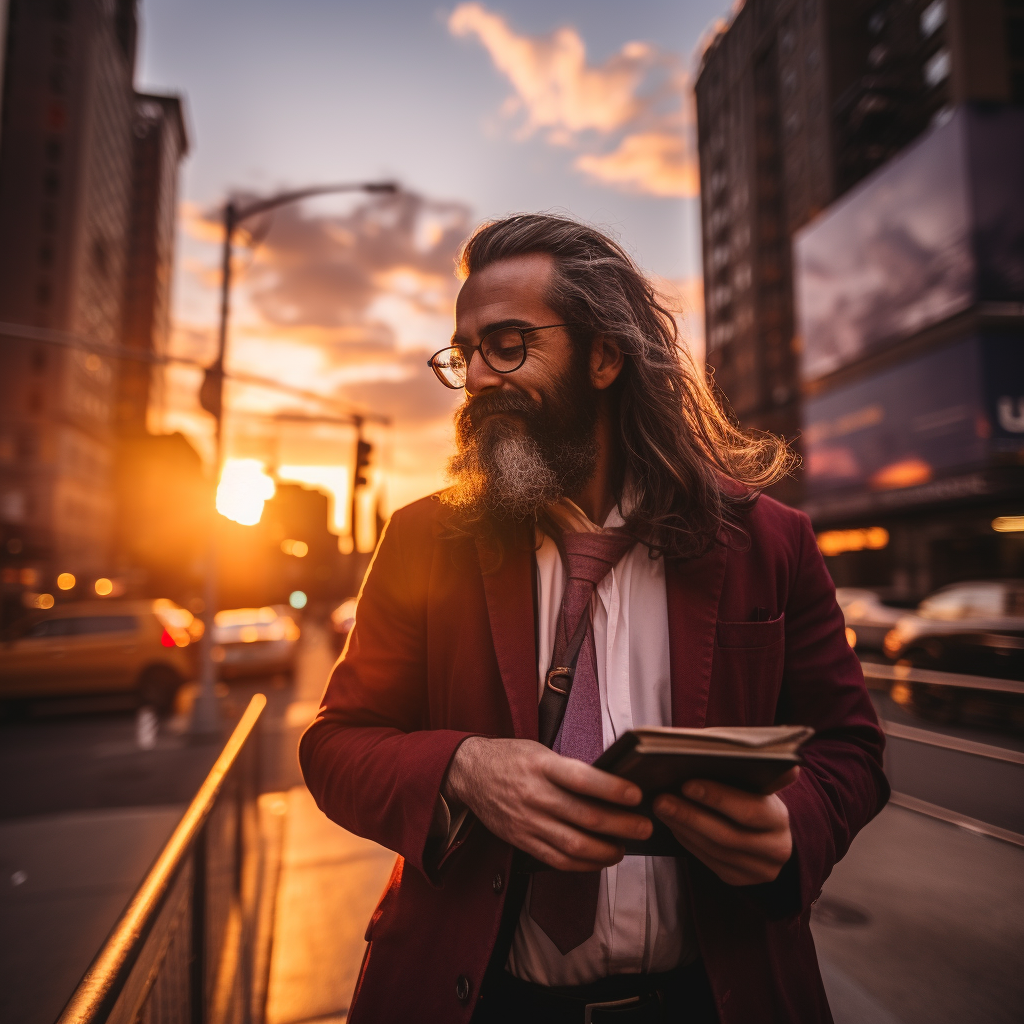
[216,460,276,526]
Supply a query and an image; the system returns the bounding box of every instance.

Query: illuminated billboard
[794,106,1024,383]
[803,335,1024,505]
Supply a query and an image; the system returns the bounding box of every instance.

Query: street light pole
[190,181,398,736]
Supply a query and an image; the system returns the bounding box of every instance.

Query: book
[592,725,814,856]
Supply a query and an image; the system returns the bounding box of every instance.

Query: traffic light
[355,438,373,487]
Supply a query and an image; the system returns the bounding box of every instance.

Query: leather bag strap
[537,606,590,748]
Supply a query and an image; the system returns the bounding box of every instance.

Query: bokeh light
[216,459,276,526]
[289,590,308,609]
[281,539,309,557]
[57,572,76,590]
[95,578,113,596]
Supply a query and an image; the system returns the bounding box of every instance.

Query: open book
[592,725,813,856]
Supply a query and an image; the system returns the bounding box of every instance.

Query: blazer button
[456,975,471,1003]
[492,872,504,894]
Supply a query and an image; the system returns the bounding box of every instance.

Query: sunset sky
[136,0,733,541]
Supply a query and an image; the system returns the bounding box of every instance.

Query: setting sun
[216,459,277,526]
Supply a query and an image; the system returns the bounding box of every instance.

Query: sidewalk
[263,787,394,1024]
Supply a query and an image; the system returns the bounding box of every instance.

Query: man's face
[446,252,599,519]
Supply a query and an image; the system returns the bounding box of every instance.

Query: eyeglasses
[426,323,575,389]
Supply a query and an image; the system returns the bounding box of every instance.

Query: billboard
[803,335,1024,502]
[794,106,1024,383]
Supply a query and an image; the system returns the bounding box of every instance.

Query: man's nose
[465,347,504,396]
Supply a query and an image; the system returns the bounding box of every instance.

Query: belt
[475,960,716,1024]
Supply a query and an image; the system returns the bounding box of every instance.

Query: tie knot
[561,528,635,586]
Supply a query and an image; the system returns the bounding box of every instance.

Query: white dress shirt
[505,505,698,986]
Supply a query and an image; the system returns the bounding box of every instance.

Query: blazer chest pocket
[713,615,785,724]
[716,614,785,649]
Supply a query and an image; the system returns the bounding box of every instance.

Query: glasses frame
[426,323,576,389]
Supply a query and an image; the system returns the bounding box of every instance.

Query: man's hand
[443,736,653,871]
[653,767,799,887]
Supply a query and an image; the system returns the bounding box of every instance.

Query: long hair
[450,213,797,561]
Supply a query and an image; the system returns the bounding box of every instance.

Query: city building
[794,105,1024,597]
[695,0,1024,505]
[118,92,189,434]
[0,0,139,620]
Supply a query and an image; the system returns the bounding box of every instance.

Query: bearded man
[300,214,888,1024]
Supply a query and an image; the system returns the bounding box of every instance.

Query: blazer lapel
[665,539,728,728]
[478,540,539,740]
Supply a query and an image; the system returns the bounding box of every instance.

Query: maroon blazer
[300,492,889,1024]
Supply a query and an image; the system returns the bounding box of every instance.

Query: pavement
[813,803,1024,1024]
[263,787,395,1024]
[0,805,184,1024]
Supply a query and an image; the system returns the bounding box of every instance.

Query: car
[883,580,1024,681]
[835,588,905,652]
[211,605,300,679]
[329,598,358,654]
[0,598,199,715]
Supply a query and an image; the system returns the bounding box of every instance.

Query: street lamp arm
[233,180,399,225]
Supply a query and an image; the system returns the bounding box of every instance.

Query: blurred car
[0,598,199,715]
[835,588,905,652]
[883,580,1024,680]
[329,598,358,654]
[212,605,300,679]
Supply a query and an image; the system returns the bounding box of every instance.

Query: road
[1,631,1022,1024]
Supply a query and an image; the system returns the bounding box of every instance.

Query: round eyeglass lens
[481,328,526,371]
[433,347,468,387]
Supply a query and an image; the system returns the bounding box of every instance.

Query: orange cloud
[575,127,698,198]
[448,3,698,198]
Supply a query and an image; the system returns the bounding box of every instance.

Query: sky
[136,0,734,541]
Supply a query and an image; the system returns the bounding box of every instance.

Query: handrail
[56,693,267,1024]
[862,660,1024,695]
[880,719,1024,765]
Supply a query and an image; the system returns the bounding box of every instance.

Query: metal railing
[860,660,1024,847]
[56,694,267,1024]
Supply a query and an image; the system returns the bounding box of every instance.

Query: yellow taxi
[0,598,200,714]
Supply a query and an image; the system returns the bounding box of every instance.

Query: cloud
[161,190,471,511]
[448,3,698,197]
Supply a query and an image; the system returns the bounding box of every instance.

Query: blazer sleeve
[298,506,475,879]
[752,510,890,917]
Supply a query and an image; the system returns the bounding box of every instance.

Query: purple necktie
[529,528,636,955]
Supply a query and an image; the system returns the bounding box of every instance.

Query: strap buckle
[545,667,573,695]
[584,995,642,1022]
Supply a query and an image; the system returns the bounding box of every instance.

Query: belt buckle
[584,995,641,1023]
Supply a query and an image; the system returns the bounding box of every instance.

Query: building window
[920,0,946,39]
[924,47,951,88]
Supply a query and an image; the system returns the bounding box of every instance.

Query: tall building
[0,0,138,611]
[695,0,1024,505]
[0,1,189,622]
[794,106,1024,597]
[118,92,189,434]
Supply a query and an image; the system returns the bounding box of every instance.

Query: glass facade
[794,106,1024,383]
[803,334,1024,500]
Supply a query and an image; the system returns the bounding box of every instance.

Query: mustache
[462,389,540,430]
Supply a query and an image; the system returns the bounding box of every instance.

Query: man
[300,214,888,1024]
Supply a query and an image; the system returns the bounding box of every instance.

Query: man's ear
[590,334,624,390]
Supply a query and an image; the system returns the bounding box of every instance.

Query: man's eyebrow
[451,317,535,344]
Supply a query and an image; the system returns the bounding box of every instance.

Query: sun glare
[217,459,277,526]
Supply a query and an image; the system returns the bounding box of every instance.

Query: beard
[444,349,600,523]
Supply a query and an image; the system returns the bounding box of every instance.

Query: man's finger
[532,817,626,868]
[654,796,791,867]
[678,781,788,831]
[530,787,653,841]
[542,752,643,806]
